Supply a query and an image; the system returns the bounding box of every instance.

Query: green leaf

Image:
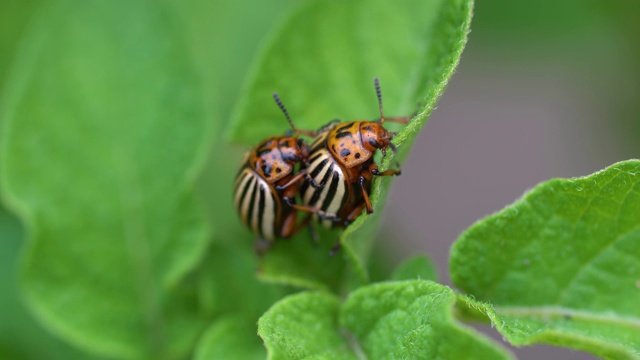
[196,242,287,321]
[390,255,438,282]
[0,206,101,359]
[450,160,640,359]
[228,0,473,289]
[0,1,211,358]
[342,281,513,360]
[192,243,290,360]
[259,292,357,360]
[259,281,513,360]
[0,0,41,91]
[169,0,298,136]
[194,316,265,360]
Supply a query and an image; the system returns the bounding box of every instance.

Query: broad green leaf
[227,0,473,289]
[0,206,100,359]
[342,281,513,360]
[259,292,357,360]
[1,1,211,358]
[169,0,298,137]
[192,243,289,360]
[450,160,640,359]
[259,281,513,360]
[194,316,265,360]
[0,0,41,91]
[390,255,438,282]
[195,242,287,321]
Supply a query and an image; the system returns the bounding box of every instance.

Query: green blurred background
[1,0,638,359]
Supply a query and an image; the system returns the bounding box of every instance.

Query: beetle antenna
[374,77,385,124]
[273,92,297,135]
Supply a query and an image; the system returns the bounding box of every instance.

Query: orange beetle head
[278,137,309,164]
[359,121,393,154]
[252,136,308,183]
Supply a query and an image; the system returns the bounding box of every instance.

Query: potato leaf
[451,160,640,359]
[0,1,211,358]
[259,281,513,360]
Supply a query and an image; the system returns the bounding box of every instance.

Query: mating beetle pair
[233,78,409,254]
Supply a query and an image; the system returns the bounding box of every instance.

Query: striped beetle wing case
[233,136,308,243]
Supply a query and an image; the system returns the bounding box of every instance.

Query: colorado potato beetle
[300,78,408,231]
[234,94,336,253]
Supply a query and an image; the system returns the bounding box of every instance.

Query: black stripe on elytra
[237,173,254,212]
[311,138,326,152]
[245,179,258,228]
[336,123,354,132]
[308,152,323,164]
[257,183,266,237]
[321,171,341,212]
[272,191,282,237]
[335,131,353,139]
[310,158,329,179]
[308,164,334,207]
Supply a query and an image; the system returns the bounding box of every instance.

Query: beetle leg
[302,159,327,189]
[370,162,401,177]
[291,204,341,221]
[283,197,341,222]
[306,173,325,189]
[296,129,318,137]
[342,202,368,228]
[284,211,320,245]
[371,167,402,177]
[279,209,298,238]
[275,170,307,191]
[358,176,374,214]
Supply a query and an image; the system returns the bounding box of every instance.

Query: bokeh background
[1,0,638,359]
[382,1,639,359]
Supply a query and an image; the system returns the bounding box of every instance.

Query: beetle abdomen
[234,168,281,241]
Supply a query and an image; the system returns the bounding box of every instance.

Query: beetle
[300,78,408,233]
[233,93,336,253]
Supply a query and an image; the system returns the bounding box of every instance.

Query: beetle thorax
[326,121,372,168]
[250,136,299,183]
